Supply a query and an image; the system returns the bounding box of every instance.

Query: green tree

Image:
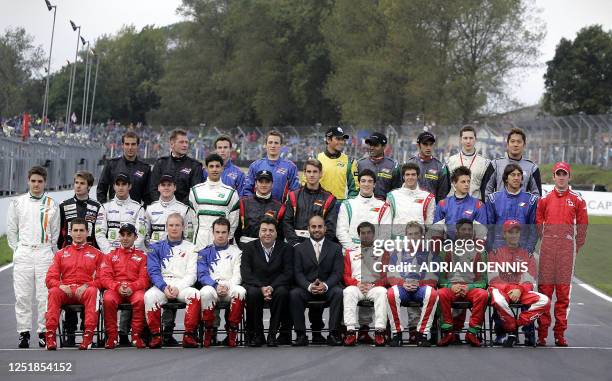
[543,25,612,115]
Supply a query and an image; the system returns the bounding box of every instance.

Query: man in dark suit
[290,215,344,346]
[241,217,293,347]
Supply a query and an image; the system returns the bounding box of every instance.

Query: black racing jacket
[149,154,203,204]
[97,156,152,205]
[281,186,338,246]
[58,196,101,249]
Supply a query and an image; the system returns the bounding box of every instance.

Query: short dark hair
[401,162,420,177]
[456,218,473,230]
[502,163,523,185]
[259,216,278,232]
[74,170,94,187]
[212,217,231,231]
[169,128,187,142]
[308,214,324,225]
[214,135,233,149]
[266,130,284,144]
[205,153,224,166]
[507,127,526,144]
[28,166,47,181]
[304,158,323,172]
[451,166,471,183]
[357,221,375,235]
[71,217,88,231]
[122,131,140,145]
[460,125,476,138]
[358,169,376,183]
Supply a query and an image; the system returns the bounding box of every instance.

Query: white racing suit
[336,194,384,251]
[144,197,195,247]
[378,187,435,239]
[7,193,60,333]
[95,196,146,254]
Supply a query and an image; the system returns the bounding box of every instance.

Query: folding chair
[437,301,489,346]
[197,300,246,346]
[58,301,104,348]
[486,303,537,347]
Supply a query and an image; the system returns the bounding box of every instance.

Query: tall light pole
[88,50,100,129]
[80,37,90,130]
[65,20,81,133]
[42,0,56,128]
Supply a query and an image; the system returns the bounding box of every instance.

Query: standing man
[144,174,195,246]
[379,163,436,238]
[57,170,101,346]
[282,159,338,246]
[190,154,240,251]
[8,166,60,348]
[336,169,384,251]
[243,130,300,202]
[446,125,489,200]
[434,166,487,238]
[44,218,104,350]
[290,215,344,346]
[236,170,286,246]
[99,223,149,349]
[145,213,200,349]
[95,173,147,254]
[536,162,588,347]
[97,131,151,205]
[316,126,358,202]
[150,128,203,204]
[203,136,245,195]
[58,170,101,249]
[240,217,293,347]
[198,218,245,348]
[483,127,542,199]
[407,131,450,203]
[356,132,402,200]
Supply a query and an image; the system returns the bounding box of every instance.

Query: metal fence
[0,137,105,196]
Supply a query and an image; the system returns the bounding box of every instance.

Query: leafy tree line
[7,0,588,128]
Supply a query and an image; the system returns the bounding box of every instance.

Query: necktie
[265,249,271,263]
[314,242,320,262]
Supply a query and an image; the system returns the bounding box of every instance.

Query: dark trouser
[162,309,176,334]
[246,286,289,337]
[290,286,343,333]
[63,310,84,332]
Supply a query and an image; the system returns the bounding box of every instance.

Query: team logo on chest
[180,168,192,175]
[276,167,287,175]
[134,170,144,177]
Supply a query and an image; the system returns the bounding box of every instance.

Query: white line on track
[576,280,612,303]
[0,262,13,273]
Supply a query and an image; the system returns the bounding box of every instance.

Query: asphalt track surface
[0,266,611,381]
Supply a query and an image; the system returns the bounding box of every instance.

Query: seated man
[489,220,550,347]
[437,219,488,347]
[145,213,200,349]
[290,215,344,346]
[198,217,245,348]
[343,222,389,347]
[386,222,439,347]
[100,223,149,349]
[240,217,293,347]
[45,218,104,350]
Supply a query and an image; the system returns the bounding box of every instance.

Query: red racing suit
[536,188,588,339]
[488,246,550,332]
[45,243,104,333]
[99,246,149,337]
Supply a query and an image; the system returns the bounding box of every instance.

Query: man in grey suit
[290,215,344,346]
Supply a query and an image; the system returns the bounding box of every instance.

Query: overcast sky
[2,0,612,108]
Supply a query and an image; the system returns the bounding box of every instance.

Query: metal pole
[42,4,56,128]
[66,25,81,133]
[88,54,100,129]
[80,40,90,129]
[83,48,93,130]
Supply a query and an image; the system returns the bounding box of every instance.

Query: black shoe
[38,332,46,348]
[390,333,403,347]
[415,332,431,347]
[311,332,326,345]
[248,335,264,347]
[266,334,279,347]
[64,332,76,347]
[452,333,463,345]
[523,327,536,346]
[119,334,132,347]
[18,331,30,348]
[327,331,343,346]
[163,334,179,347]
[276,332,292,346]
[503,334,517,348]
[292,333,309,346]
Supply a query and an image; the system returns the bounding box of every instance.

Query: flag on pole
[22,112,30,141]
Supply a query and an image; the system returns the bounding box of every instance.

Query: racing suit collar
[170,152,186,161]
[255,191,272,200]
[461,150,476,157]
[159,196,176,208]
[324,149,341,159]
[29,192,45,200]
[214,244,229,251]
[553,187,568,196]
[73,194,89,203]
[304,185,323,194]
[122,155,137,164]
[113,196,133,206]
[504,187,521,196]
[418,153,433,162]
[206,179,222,187]
[71,242,87,250]
[119,245,135,254]
[167,239,182,247]
[454,193,468,201]
[369,155,384,163]
[506,153,523,161]
[358,193,374,199]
